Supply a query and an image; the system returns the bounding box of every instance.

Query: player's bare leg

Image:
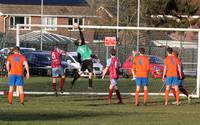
[88,72,93,90]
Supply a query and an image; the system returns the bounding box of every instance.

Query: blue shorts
[52,66,64,77]
[136,78,148,86]
[9,75,24,86]
[165,77,179,86]
[178,80,183,86]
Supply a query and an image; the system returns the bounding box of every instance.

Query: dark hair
[173,50,179,57]
[139,48,145,54]
[167,47,173,54]
[110,48,116,56]
[13,46,20,52]
[74,39,80,46]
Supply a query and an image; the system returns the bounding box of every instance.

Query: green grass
[0,76,197,93]
[0,77,200,125]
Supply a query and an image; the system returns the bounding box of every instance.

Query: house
[0,0,97,48]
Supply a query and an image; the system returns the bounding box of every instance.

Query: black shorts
[81,59,93,73]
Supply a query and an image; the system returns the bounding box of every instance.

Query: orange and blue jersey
[7,53,26,76]
[164,55,180,77]
[132,55,150,78]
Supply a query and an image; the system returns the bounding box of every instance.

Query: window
[9,16,31,30]
[42,17,57,31]
[68,18,84,31]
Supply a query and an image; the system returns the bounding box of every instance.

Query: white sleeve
[115,61,118,68]
[106,58,111,67]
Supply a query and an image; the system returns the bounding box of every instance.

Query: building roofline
[96,6,113,18]
[0,0,89,6]
[0,13,98,18]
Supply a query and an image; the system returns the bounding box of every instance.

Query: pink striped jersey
[51,48,65,68]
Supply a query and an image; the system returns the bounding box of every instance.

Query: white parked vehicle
[0,47,36,54]
[63,52,104,78]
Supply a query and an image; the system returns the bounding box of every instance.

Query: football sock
[88,79,93,88]
[108,89,113,101]
[165,90,169,103]
[8,92,13,104]
[20,93,24,104]
[144,90,148,103]
[135,90,139,105]
[115,89,122,103]
[179,87,189,97]
[60,78,65,89]
[71,73,80,85]
[175,90,180,103]
[52,83,56,91]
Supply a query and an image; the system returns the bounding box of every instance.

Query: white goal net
[0,24,199,99]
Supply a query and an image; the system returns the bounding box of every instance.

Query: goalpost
[12,24,200,98]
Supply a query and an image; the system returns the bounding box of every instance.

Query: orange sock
[8,92,13,104]
[165,90,169,103]
[135,90,139,105]
[20,93,25,104]
[175,90,180,103]
[144,90,148,103]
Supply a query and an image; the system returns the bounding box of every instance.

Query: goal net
[0,24,199,99]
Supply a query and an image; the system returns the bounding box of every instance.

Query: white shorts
[52,66,64,77]
[110,79,117,86]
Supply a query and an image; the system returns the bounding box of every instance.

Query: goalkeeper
[71,24,94,89]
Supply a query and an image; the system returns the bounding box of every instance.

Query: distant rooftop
[0,0,88,6]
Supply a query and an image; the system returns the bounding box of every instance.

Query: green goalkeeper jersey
[77,45,92,61]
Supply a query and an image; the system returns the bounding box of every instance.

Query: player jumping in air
[162,47,182,106]
[132,48,150,106]
[102,48,123,104]
[51,45,66,96]
[6,46,30,105]
[71,24,94,89]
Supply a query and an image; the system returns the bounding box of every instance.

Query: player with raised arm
[6,46,30,105]
[102,48,123,104]
[71,24,94,90]
[132,48,150,106]
[131,50,139,81]
[162,47,182,106]
[51,45,66,96]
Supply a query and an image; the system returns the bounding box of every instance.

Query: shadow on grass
[0,110,139,121]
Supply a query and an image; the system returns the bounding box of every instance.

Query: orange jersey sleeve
[164,56,180,77]
[7,54,26,76]
[133,55,149,77]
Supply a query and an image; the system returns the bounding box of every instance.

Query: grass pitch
[0,77,199,125]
